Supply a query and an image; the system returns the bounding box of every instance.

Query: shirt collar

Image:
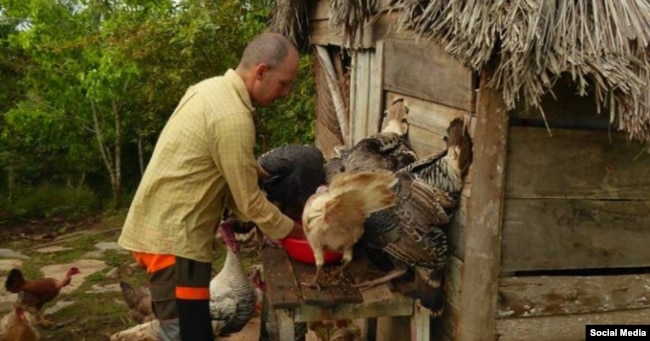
[224,69,255,113]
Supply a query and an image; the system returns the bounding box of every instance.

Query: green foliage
[0,0,317,220]
[1,182,97,219]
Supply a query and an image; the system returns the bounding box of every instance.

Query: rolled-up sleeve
[212,112,293,240]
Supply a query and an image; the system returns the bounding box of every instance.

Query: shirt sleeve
[212,112,294,240]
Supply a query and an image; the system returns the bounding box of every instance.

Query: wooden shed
[271,0,650,339]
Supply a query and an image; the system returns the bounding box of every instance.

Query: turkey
[257,144,326,221]
[209,219,257,336]
[323,146,350,184]
[340,98,417,173]
[357,118,473,316]
[302,170,398,290]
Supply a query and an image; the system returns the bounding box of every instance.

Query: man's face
[252,50,299,107]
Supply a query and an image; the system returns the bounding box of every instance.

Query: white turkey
[330,98,417,175]
[209,219,257,336]
[357,118,473,316]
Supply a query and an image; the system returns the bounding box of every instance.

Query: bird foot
[301,279,321,292]
[352,269,407,290]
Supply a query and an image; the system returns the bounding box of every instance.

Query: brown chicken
[301,170,398,290]
[0,302,39,341]
[4,267,80,326]
[119,281,154,324]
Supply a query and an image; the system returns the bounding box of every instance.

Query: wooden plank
[291,257,364,306]
[406,125,447,159]
[457,71,509,340]
[383,39,474,112]
[311,19,343,46]
[385,92,474,136]
[501,198,650,272]
[293,292,414,322]
[506,127,650,200]
[261,247,303,309]
[367,41,384,135]
[497,273,650,318]
[496,308,650,341]
[351,50,372,144]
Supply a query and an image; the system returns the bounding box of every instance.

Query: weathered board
[350,50,372,144]
[383,39,474,112]
[432,255,463,341]
[407,125,447,159]
[457,72,509,341]
[497,273,650,318]
[291,256,364,307]
[506,127,650,200]
[261,246,302,309]
[496,308,650,341]
[501,198,650,272]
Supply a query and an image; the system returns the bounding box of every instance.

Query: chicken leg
[302,248,325,291]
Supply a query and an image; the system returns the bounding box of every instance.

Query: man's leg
[175,256,213,341]
[132,252,180,341]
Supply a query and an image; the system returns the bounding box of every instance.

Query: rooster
[301,170,398,290]
[0,302,39,341]
[357,118,473,316]
[4,267,80,326]
[118,281,154,324]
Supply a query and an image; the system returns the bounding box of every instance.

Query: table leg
[410,300,430,341]
[277,309,295,341]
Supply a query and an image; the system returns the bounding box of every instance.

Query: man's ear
[254,63,268,80]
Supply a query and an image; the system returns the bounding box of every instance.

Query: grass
[0,213,261,340]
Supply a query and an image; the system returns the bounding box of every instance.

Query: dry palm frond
[329,0,376,48]
[391,0,650,142]
[268,0,310,51]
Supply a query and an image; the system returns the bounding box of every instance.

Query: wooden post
[457,70,509,340]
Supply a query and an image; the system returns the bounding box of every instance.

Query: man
[118,33,303,341]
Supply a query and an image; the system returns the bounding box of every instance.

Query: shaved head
[238,33,296,72]
[236,33,300,107]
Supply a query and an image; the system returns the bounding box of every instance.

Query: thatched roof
[272,0,650,143]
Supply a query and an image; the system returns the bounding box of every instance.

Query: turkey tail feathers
[414,268,445,317]
[5,268,25,293]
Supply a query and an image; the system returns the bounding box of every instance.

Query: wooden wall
[494,85,650,340]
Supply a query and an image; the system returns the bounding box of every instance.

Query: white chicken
[209,220,257,336]
[301,170,398,290]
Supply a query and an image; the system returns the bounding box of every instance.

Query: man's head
[236,33,299,107]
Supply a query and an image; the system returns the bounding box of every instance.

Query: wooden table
[260,246,431,340]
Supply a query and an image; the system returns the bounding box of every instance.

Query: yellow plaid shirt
[118,69,294,262]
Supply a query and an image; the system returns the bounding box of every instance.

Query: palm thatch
[272,0,650,143]
[268,0,310,51]
[390,0,650,142]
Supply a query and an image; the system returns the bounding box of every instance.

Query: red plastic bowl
[281,237,343,265]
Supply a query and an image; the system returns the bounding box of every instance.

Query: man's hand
[286,221,305,239]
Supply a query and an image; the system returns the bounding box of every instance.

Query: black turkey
[258,144,326,221]
[357,118,473,317]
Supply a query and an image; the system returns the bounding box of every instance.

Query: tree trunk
[112,99,122,209]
